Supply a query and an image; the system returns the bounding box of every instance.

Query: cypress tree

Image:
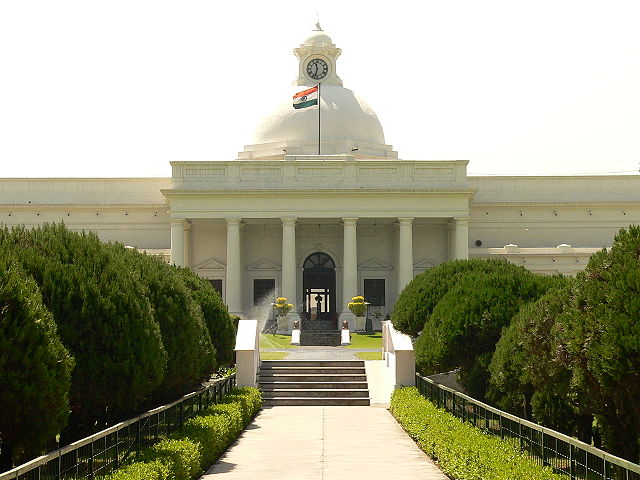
[122,250,216,399]
[414,267,560,399]
[177,267,235,367]
[0,225,167,438]
[0,255,74,470]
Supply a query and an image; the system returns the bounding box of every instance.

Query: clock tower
[294,23,343,87]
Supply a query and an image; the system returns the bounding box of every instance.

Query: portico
[162,156,473,325]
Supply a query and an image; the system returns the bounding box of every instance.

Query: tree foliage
[0,256,74,469]
[557,226,640,461]
[0,225,167,436]
[177,267,235,367]
[414,267,560,399]
[391,258,532,337]
[121,249,216,399]
[488,284,581,435]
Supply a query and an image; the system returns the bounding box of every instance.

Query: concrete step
[259,367,365,375]
[263,397,371,406]
[258,374,367,382]
[259,381,369,389]
[262,389,369,398]
[261,360,364,368]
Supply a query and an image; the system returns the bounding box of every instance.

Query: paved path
[200,406,447,480]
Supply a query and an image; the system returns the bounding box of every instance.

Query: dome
[303,30,334,47]
[252,85,385,146]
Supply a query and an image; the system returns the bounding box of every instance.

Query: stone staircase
[258,360,370,406]
[299,330,342,346]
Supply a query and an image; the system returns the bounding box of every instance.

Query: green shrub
[0,225,167,437]
[121,249,215,399]
[103,460,171,480]
[415,269,560,399]
[204,402,244,440]
[100,387,261,480]
[391,259,528,337]
[177,414,230,467]
[390,387,562,480]
[145,438,201,480]
[0,255,74,468]
[231,386,263,417]
[178,267,235,367]
[220,395,252,425]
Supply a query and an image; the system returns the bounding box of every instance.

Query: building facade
[2,27,639,328]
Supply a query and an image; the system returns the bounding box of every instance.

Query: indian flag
[293,86,318,109]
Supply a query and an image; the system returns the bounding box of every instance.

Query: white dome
[303,30,334,47]
[252,85,386,146]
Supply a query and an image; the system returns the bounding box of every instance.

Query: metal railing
[416,373,640,480]
[0,374,236,480]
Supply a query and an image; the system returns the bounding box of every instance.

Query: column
[454,217,470,260]
[170,219,185,267]
[183,220,192,268]
[342,218,358,320]
[448,220,456,261]
[225,218,243,315]
[281,217,297,314]
[397,217,414,292]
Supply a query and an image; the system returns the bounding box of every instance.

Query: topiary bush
[177,267,235,367]
[104,460,171,480]
[0,255,74,469]
[390,387,562,480]
[177,415,230,468]
[391,259,533,337]
[414,268,561,399]
[145,439,201,480]
[120,248,216,400]
[0,225,167,439]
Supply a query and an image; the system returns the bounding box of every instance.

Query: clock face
[306,58,329,80]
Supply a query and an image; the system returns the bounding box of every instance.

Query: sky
[1,0,639,178]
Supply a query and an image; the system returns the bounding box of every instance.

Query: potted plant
[273,297,294,332]
[347,296,368,331]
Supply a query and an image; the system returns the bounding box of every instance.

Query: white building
[2,26,639,330]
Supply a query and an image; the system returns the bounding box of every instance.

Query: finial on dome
[314,21,322,31]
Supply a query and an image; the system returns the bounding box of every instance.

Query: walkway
[200,406,447,480]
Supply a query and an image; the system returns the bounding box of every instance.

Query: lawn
[347,332,382,349]
[356,351,383,360]
[260,351,290,360]
[259,334,297,350]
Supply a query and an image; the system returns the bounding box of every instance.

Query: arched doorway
[302,252,337,329]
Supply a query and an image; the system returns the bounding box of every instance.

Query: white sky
[1,0,639,178]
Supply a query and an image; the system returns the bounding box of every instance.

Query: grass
[260,351,289,360]
[356,351,382,360]
[259,334,297,350]
[346,332,382,349]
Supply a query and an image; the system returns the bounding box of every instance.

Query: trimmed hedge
[390,387,562,480]
[102,387,262,480]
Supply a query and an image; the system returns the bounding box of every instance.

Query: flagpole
[317,83,321,155]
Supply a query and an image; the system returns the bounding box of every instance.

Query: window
[364,279,385,306]
[208,279,223,297]
[254,278,275,306]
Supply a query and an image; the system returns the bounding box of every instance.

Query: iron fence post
[115,429,119,470]
[89,440,94,479]
[569,444,574,480]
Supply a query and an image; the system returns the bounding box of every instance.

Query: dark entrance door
[302,252,337,329]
